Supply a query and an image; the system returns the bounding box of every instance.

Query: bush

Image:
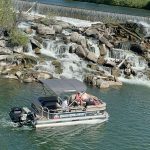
[72,0,150,9]
[0,0,16,30]
[9,28,29,46]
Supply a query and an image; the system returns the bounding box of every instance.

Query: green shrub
[9,28,29,46]
[0,0,16,30]
[72,0,150,9]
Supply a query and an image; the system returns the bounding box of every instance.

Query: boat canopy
[40,79,87,94]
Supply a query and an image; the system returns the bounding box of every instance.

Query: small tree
[0,0,16,30]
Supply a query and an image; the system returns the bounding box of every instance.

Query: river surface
[0,79,150,150]
[27,0,150,17]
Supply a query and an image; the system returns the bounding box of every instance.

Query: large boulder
[70,32,80,43]
[36,72,53,80]
[75,45,88,58]
[86,52,98,63]
[85,28,98,37]
[37,24,55,35]
[70,32,87,48]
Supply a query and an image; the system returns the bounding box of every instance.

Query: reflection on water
[0,79,150,150]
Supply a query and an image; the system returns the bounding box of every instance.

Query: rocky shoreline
[0,12,150,88]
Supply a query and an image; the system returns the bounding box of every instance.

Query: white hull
[35,112,109,128]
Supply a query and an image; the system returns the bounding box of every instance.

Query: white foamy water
[119,77,150,87]
[56,16,102,27]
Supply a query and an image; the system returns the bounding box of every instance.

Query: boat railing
[35,102,104,120]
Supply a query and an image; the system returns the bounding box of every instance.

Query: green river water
[0,79,150,150]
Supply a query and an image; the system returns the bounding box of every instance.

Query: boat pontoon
[9,79,108,128]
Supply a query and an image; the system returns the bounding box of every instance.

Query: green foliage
[0,0,16,30]
[72,0,150,9]
[9,28,29,46]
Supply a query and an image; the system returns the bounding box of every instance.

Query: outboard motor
[9,107,36,127]
[9,107,22,123]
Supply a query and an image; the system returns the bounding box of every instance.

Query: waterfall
[12,0,150,23]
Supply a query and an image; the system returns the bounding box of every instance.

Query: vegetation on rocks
[0,0,16,30]
[72,0,150,9]
[0,0,28,46]
[9,28,29,46]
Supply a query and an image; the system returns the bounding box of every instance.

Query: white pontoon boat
[9,79,108,128]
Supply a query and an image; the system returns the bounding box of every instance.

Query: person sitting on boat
[75,92,101,106]
[62,96,69,111]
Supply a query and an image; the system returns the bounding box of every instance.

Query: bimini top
[40,79,87,94]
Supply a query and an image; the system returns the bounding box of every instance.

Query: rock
[25,28,33,34]
[58,21,71,29]
[37,24,55,35]
[78,37,87,48]
[40,18,57,26]
[84,74,94,84]
[104,60,116,67]
[69,44,77,53]
[124,68,132,76]
[85,28,98,37]
[0,55,9,61]
[52,60,63,74]
[34,47,41,54]
[70,32,79,43]
[100,44,107,56]
[96,78,103,87]
[30,38,42,49]
[13,46,23,54]
[52,60,61,68]
[55,67,63,74]
[130,43,144,55]
[4,74,18,80]
[107,81,123,86]
[0,40,6,47]
[23,77,34,83]
[86,52,98,63]
[63,36,70,44]
[92,77,97,86]
[100,81,110,89]
[87,63,99,70]
[98,34,113,48]
[111,67,120,77]
[15,71,22,79]
[0,47,12,55]
[75,45,88,58]
[53,25,62,33]
[37,72,53,80]
[97,55,105,65]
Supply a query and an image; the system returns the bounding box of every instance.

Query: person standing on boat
[62,96,69,111]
